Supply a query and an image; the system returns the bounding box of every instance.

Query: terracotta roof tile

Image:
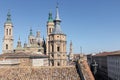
[0,52,48,58]
[93,51,120,57]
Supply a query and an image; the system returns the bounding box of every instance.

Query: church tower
[2,11,14,53]
[46,11,54,55]
[48,6,67,66]
[28,28,35,47]
[69,41,74,61]
[16,36,22,48]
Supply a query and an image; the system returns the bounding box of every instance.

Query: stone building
[48,6,67,66]
[0,6,95,80]
[93,52,110,80]
[92,51,120,80]
[46,11,54,55]
[0,52,48,66]
[2,6,67,67]
[107,51,120,80]
[15,29,45,54]
[68,41,74,61]
[2,11,14,53]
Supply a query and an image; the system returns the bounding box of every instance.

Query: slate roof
[51,24,64,35]
[51,6,65,35]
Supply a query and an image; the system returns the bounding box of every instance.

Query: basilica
[1,6,70,66]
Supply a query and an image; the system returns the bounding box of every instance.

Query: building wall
[87,54,93,66]
[46,17,54,55]
[0,57,48,67]
[32,58,48,66]
[19,58,32,66]
[93,56,108,80]
[108,56,120,80]
[48,34,67,66]
[3,23,13,53]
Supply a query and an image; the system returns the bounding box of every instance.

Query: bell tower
[69,41,74,61]
[2,11,14,53]
[46,11,54,55]
[48,6,67,66]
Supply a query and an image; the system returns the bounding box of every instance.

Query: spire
[18,36,21,42]
[6,10,12,24]
[24,39,27,48]
[69,41,74,61]
[17,36,22,48]
[30,27,33,36]
[70,41,73,54]
[80,46,84,58]
[55,5,61,21]
[48,11,53,22]
[51,5,65,35]
[36,30,40,37]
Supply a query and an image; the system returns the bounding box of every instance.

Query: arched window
[6,44,8,50]
[52,61,54,66]
[57,46,60,52]
[6,29,8,35]
[58,62,60,66]
[9,29,11,35]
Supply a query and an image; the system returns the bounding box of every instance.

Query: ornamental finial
[6,9,12,23]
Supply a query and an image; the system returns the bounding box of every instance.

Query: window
[6,29,8,35]
[58,62,60,66]
[9,29,11,35]
[49,28,51,33]
[51,60,54,66]
[38,42,40,47]
[52,62,54,66]
[57,47,60,52]
[52,45,54,52]
[6,44,8,50]
[52,54,54,57]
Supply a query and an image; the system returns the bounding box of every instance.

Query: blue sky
[0,0,120,54]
